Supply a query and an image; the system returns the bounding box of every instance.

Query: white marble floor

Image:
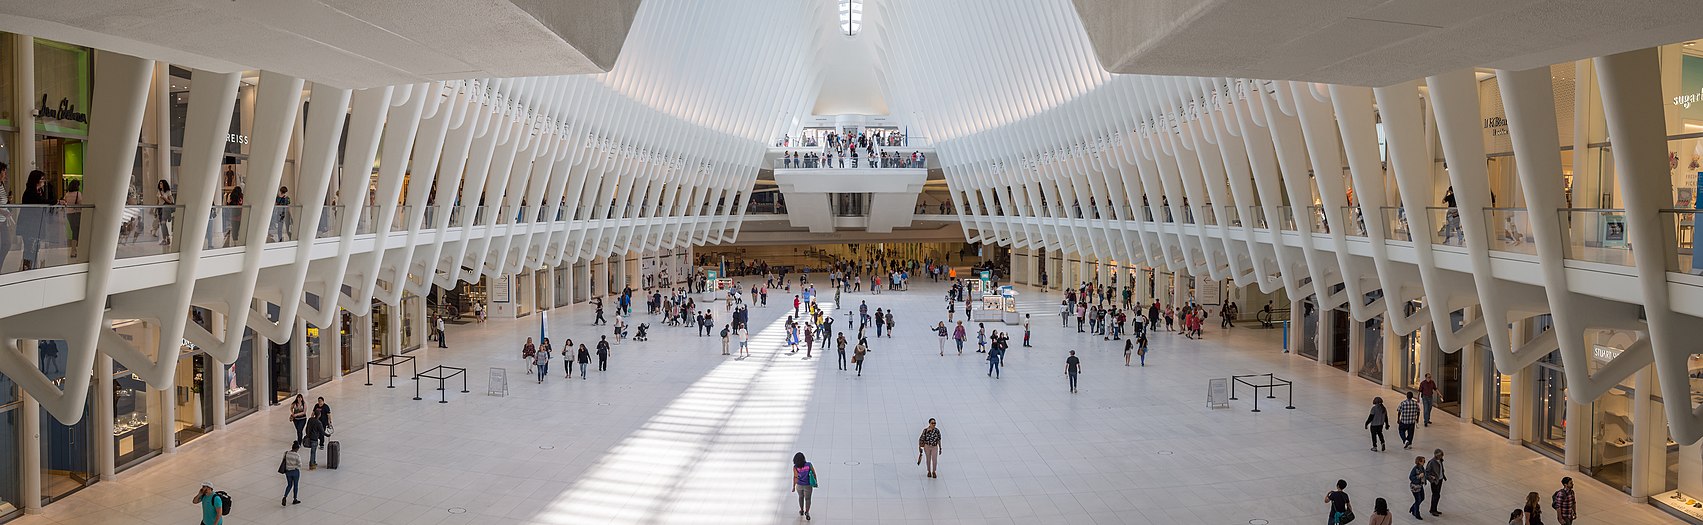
[10,280,1684,525]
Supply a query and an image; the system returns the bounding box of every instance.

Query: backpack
[720,326,730,338]
[215,491,233,515]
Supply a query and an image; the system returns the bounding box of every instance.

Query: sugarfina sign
[34,94,88,124]
[1675,87,1703,109]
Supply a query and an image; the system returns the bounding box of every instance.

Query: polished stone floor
[10,280,1682,524]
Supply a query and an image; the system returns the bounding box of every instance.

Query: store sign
[34,93,88,124]
[1675,87,1703,109]
[1481,116,1508,137]
[1592,344,1624,363]
[227,133,250,145]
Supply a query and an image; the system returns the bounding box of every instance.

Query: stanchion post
[460,369,470,393]
[413,371,422,400]
[439,375,448,403]
[1266,373,1277,398]
[365,364,372,386]
[1229,376,1238,400]
[387,363,396,388]
[1251,385,1262,413]
[1285,380,1296,410]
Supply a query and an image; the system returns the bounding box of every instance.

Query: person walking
[952,321,966,355]
[1022,314,1032,347]
[986,336,1003,378]
[1419,373,1438,426]
[1325,479,1352,525]
[1408,456,1427,520]
[596,336,610,371]
[803,322,815,358]
[852,339,868,376]
[1368,498,1392,525]
[918,418,942,478]
[194,483,227,525]
[1365,397,1390,452]
[522,337,537,374]
[738,327,751,357]
[884,310,894,338]
[1397,392,1420,449]
[1551,477,1576,525]
[932,322,948,356]
[562,339,576,378]
[280,441,302,506]
[435,316,447,348]
[303,409,327,470]
[1059,300,1071,326]
[533,342,550,383]
[1123,338,1133,366]
[1137,334,1149,366]
[1425,449,1447,516]
[576,344,590,379]
[791,452,818,521]
[1065,350,1082,393]
[1522,491,1544,525]
[313,397,332,431]
[288,394,308,445]
[975,323,987,353]
[836,333,848,370]
[720,324,731,355]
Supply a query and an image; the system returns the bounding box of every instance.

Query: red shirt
[1419,379,1436,397]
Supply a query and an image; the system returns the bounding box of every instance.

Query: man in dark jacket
[304,409,328,469]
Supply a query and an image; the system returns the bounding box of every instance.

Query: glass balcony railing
[0,205,94,272]
[355,206,381,235]
[1305,205,1329,233]
[317,205,345,238]
[1274,206,1299,232]
[1484,208,1537,255]
[205,205,249,249]
[264,205,301,243]
[391,205,412,232]
[1340,206,1369,237]
[1560,209,1633,266]
[117,205,182,258]
[1381,206,1412,241]
[1221,205,1242,227]
[1247,206,1269,229]
[1664,209,1702,274]
[1427,207,1465,247]
[1198,205,1217,226]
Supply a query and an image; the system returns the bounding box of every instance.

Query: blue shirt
[201,493,222,524]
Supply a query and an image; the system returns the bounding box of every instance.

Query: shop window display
[340,310,363,375]
[401,292,421,353]
[36,341,95,504]
[224,332,256,423]
[173,350,214,445]
[1299,298,1319,359]
[111,365,159,470]
[1358,317,1384,383]
[0,374,21,519]
[1480,341,1512,435]
[1533,352,1568,456]
[306,322,331,387]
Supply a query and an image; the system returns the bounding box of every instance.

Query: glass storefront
[371,302,390,358]
[1397,301,1426,390]
[1327,309,1350,371]
[36,339,96,503]
[224,332,257,423]
[1480,339,1511,435]
[340,309,363,375]
[1299,297,1319,359]
[174,351,214,445]
[306,322,332,387]
[1533,352,1568,455]
[1358,317,1384,383]
[400,293,421,353]
[111,365,159,470]
[0,371,22,519]
[108,319,162,470]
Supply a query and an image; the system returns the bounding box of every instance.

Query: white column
[1565,398,1585,469]
[253,332,271,409]
[1631,364,1655,501]
[291,317,307,394]
[14,35,34,179]
[328,310,344,382]
[20,377,39,513]
[93,355,115,480]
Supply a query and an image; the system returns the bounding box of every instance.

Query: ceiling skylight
[839,0,862,36]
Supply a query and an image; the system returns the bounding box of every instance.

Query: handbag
[1337,509,1355,524]
[277,457,289,474]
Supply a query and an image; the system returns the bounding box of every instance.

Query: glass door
[1358,317,1384,383]
[1328,309,1351,370]
[174,353,214,445]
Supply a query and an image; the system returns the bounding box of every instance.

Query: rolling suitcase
[326,440,340,469]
